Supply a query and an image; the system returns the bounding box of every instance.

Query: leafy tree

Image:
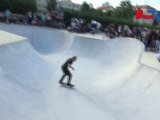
[0,0,37,14]
[106,10,114,17]
[102,1,111,7]
[0,0,12,11]
[113,0,135,19]
[81,2,90,11]
[63,8,160,29]
[12,0,37,14]
[47,0,57,11]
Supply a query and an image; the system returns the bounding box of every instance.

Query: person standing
[59,56,77,86]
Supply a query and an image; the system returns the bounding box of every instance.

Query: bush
[63,8,160,29]
[47,0,57,11]
[63,9,133,26]
[0,0,37,14]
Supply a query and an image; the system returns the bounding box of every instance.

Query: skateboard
[60,83,75,88]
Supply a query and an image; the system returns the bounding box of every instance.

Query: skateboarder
[59,56,77,86]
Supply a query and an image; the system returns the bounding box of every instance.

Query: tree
[47,0,57,11]
[120,0,132,8]
[106,10,114,17]
[0,0,11,11]
[0,0,37,14]
[12,0,37,14]
[113,0,135,19]
[102,1,111,7]
[81,2,90,11]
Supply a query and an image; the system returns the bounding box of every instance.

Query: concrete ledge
[0,30,26,46]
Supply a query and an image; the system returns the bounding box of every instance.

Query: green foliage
[63,8,160,30]
[80,2,90,11]
[113,0,135,19]
[0,0,12,11]
[120,0,132,8]
[63,8,133,26]
[47,0,57,11]
[106,10,114,17]
[0,0,37,14]
[102,1,111,6]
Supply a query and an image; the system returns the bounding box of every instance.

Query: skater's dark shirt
[62,58,73,69]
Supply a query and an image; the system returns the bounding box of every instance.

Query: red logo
[135,9,154,19]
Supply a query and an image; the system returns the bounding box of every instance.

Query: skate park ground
[0,23,160,120]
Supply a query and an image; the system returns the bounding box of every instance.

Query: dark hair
[72,56,77,60]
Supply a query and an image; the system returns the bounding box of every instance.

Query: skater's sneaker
[59,81,63,84]
[67,83,74,87]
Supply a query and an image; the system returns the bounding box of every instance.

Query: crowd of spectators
[66,18,160,55]
[67,18,87,33]
[0,9,160,60]
[0,8,65,28]
[104,24,160,53]
[0,9,26,24]
[67,18,102,33]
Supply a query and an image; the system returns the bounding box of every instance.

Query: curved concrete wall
[0,23,160,120]
[0,40,53,89]
[0,23,142,62]
[0,23,143,92]
[0,24,74,54]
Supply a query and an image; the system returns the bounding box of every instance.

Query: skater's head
[72,56,77,62]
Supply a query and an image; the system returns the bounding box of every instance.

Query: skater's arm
[68,64,74,70]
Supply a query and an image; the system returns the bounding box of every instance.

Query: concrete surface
[0,23,159,120]
[0,30,26,45]
[141,51,160,70]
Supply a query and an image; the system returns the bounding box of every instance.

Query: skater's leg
[67,72,72,85]
[59,67,67,83]
[59,74,66,83]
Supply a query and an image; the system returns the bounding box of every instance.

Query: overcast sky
[71,0,160,10]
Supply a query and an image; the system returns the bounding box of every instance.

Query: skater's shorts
[62,67,71,76]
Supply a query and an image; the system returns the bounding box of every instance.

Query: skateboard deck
[60,83,75,88]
